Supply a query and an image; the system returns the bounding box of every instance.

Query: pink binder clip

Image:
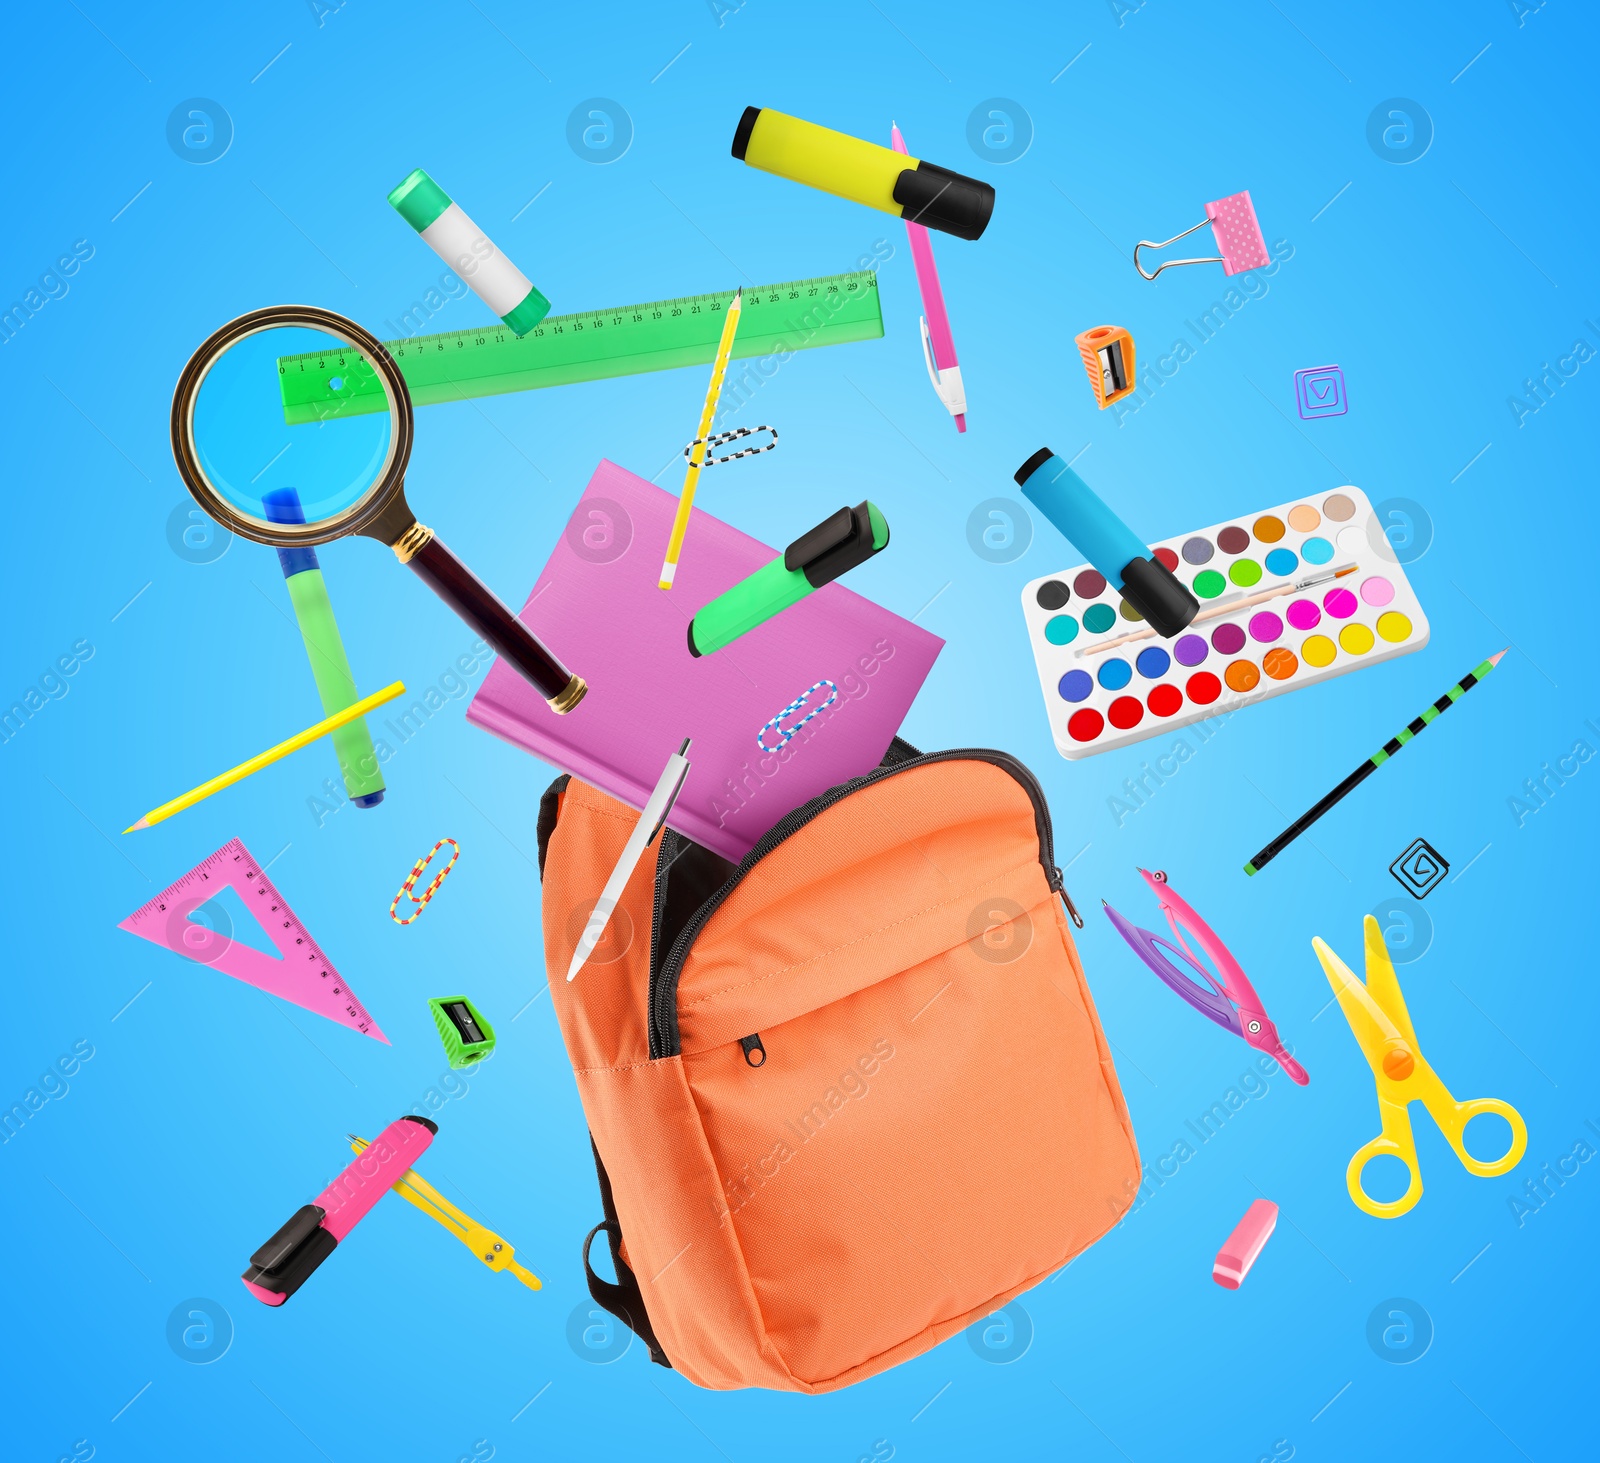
[1213,1198,1278,1289]
[1135,190,1269,280]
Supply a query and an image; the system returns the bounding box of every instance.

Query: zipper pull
[739,1033,767,1067]
[1052,867,1084,928]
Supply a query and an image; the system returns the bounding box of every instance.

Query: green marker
[388,168,550,337]
[263,489,385,808]
[687,502,890,658]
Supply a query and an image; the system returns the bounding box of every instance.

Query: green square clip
[429,995,496,1068]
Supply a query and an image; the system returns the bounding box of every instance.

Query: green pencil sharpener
[429,996,496,1068]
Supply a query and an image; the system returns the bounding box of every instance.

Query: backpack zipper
[646,827,681,999]
[647,749,1075,1059]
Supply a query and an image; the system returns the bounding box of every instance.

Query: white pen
[567,738,692,982]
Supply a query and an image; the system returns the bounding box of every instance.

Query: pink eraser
[1206,191,1269,275]
[1213,1198,1278,1288]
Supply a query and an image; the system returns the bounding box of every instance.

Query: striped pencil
[1243,650,1506,875]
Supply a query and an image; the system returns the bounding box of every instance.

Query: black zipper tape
[646,829,680,1058]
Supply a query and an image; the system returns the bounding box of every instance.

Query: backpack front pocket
[681,895,1136,1384]
[666,758,1135,1384]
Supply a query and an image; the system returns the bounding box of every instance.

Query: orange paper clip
[390,838,460,925]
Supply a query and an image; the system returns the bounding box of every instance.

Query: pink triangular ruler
[119,837,387,1042]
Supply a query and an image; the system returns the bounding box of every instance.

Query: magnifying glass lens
[177,305,581,713]
[191,325,392,531]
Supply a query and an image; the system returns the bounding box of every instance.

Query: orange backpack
[537,739,1140,1393]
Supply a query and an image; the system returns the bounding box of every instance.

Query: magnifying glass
[170,305,585,714]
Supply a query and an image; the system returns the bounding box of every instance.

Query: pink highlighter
[1102,869,1308,1084]
[1214,1199,1278,1288]
[242,1115,437,1305]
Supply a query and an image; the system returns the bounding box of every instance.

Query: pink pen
[242,1114,437,1305]
[891,123,966,431]
[1213,1198,1278,1288]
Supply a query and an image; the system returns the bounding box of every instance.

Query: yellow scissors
[1312,916,1526,1219]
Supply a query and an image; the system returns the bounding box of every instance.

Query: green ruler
[278,271,883,425]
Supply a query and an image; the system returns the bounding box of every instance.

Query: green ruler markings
[278,271,883,424]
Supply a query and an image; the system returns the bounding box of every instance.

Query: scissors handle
[1347,1132,1424,1219]
[1435,1095,1528,1177]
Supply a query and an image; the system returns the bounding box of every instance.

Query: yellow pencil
[124,680,406,832]
[659,288,743,590]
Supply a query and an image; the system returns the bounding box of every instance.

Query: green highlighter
[264,489,385,807]
[687,501,890,658]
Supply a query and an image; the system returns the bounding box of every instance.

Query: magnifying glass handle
[404,531,586,713]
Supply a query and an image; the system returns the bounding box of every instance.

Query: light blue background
[3,2,1595,1459]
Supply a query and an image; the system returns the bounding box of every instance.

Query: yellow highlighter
[732,107,995,240]
[349,1135,541,1292]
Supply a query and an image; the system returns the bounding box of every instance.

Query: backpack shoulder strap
[582,1136,671,1369]
[536,774,571,878]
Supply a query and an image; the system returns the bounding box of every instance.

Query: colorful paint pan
[1059,669,1094,702]
[1263,647,1297,680]
[1212,622,1246,655]
[1083,602,1117,634]
[1020,484,1429,758]
[1136,646,1171,679]
[1149,684,1182,716]
[1098,658,1133,690]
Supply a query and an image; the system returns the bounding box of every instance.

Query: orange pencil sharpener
[1075,326,1137,408]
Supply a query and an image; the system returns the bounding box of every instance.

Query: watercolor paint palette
[1021,486,1429,759]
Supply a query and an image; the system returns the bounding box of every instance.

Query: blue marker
[1014,448,1198,638]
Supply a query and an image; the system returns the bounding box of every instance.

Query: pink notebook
[467,459,944,863]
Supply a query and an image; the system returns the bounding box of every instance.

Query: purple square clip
[1295,365,1347,419]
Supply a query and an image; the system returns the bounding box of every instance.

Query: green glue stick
[388,168,550,337]
[687,502,890,658]
[263,489,385,807]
